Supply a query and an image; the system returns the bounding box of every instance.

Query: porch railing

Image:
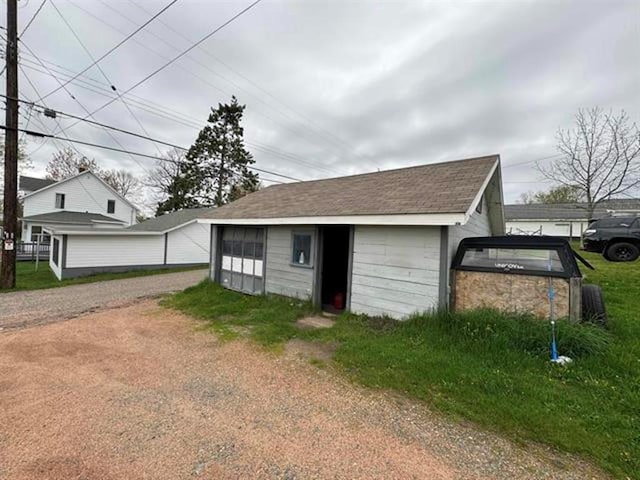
[16,241,50,261]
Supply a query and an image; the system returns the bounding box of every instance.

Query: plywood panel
[453,270,570,319]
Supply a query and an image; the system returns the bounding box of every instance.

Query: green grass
[166,251,640,479]
[1,261,206,292]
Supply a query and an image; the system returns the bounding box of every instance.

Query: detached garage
[198,155,505,319]
[49,208,211,280]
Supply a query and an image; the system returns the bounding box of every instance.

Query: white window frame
[55,193,65,209]
[290,230,314,268]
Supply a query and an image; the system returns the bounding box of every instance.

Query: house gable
[22,171,136,226]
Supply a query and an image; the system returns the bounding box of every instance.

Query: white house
[505,199,640,238]
[48,208,211,280]
[198,155,505,319]
[21,170,137,242]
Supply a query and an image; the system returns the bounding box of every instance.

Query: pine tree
[184,96,258,207]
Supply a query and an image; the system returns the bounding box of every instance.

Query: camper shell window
[452,236,583,279]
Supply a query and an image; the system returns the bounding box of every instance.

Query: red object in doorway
[333,292,344,310]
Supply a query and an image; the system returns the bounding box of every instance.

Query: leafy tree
[537,107,640,218]
[183,96,258,207]
[45,147,100,181]
[518,185,584,204]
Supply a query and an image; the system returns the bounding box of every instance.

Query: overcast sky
[7,0,640,208]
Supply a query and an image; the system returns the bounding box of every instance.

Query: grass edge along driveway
[165,249,639,480]
[1,262,207,292]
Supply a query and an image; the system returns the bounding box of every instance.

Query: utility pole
[1,0,18,289]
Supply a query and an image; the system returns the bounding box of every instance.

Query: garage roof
[129,207,214,232]
[200,155,499,221]
[22,211,126,225]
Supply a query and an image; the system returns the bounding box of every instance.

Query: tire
[582,284,607,326]
[605,242,639,262]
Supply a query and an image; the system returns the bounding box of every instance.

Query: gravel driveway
[0,269,207,331]
[0,300,606,480]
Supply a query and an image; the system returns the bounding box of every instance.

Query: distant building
[20,170,137,242]
[505,199,640,238]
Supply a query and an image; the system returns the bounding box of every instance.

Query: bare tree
[517,191,536,204]
[103,169,142,200]
[45,147,100,181]
[538,108,640,218]
[145,148,187,215]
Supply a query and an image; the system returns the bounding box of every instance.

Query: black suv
[582,216,640,262]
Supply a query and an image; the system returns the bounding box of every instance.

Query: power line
[39,0,179,102]
[0,124,303,182]
[2,93,185,150]
[16,53,341,178]
[54,0,264,138]
[120,0,373,165]
[47,0,163,156]
[502,153,563,169]
[17,37,151,172]
[19,0,46,37]
[67,0,364,170]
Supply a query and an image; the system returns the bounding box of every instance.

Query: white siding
[448,194,491,261]
[65,235,165,268]
[265,225,314,299]
[49,234,63,280]
[350,226,441,319]
[23,172,136,225]
[506,220,587,238]
[166,221,210,264]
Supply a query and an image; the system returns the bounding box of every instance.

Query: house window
[107,200,116,214]
[52,238,60,267]
[55,193,65,209]
[291,232,312,267]
[30,226,42,242]
[475,195,483,214]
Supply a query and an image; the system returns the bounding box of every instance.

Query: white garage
[48,208,212,280]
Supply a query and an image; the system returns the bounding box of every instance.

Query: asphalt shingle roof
[19,175,56,193]
[200,155,499,220]
[22,211,126,224]
[128,207,214,232]
[505,199,640,220]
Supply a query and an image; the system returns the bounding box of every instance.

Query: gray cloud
[11,0,640,208]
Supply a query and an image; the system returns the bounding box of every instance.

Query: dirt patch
[0,300,608,480]
[296,315,335,329]
[284,338,337,362]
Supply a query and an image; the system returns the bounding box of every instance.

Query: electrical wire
[17,37,152,173]
[53,0,263,137]
[66,0,363,170]
[17,54,341,177]
[0,124,303,182]
[19,0,46,37]
[48,0,164,156]
[39,0,179,101]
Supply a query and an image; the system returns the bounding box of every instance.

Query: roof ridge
[261,154,500,190]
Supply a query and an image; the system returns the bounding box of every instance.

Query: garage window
[220,227,265,294]
[291,231,312,267]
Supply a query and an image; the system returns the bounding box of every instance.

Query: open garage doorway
[318,226,352,313]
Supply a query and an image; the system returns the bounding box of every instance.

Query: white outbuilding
[48,208,211,280]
